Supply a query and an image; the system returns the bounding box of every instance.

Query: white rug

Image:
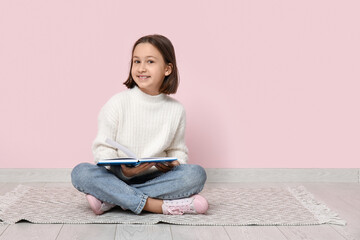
[0,185,346,226]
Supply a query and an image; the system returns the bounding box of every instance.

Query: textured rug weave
[0,185,345,226]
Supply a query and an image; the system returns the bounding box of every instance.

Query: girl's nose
[138,63,146,72]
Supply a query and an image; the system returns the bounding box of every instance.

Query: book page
[105,138,137,159]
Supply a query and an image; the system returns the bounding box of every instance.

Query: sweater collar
[131,86,166,103]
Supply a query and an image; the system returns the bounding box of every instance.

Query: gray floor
[0,182,359,240]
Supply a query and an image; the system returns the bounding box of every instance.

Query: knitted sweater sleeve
[166,108,189,164]
[92,96,123,163]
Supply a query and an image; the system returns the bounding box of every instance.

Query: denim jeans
[71,163,207,214]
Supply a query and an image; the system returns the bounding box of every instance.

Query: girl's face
[131,43,172,96]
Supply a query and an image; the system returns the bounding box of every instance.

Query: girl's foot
[86,194,115,215]
[162,194,208,215]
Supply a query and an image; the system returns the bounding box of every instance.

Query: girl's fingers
[122,161,179,176]
[168,160,180,167]
[121,163,156,177]
[136,163,156,172]
[155,163,172,172]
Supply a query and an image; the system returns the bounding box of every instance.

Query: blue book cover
[96,138,177,166]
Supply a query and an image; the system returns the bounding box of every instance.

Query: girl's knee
[179,164,207,188]
[71,163,95,188]
[71,162,92,178]
[190,164,207,185]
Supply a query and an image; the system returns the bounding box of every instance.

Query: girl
[71,34,208,215]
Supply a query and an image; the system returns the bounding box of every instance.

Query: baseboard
[0,168,359,183]
[205,168,360,183]
[0,168,72,183]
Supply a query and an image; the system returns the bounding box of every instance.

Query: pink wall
[1,0,359,168]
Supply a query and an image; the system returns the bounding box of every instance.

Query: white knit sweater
[92,86,188,171]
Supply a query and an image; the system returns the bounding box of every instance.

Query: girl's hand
[121,163,156,178]
[155,160,180,173]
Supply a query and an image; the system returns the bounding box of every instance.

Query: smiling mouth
[137,75,150,80]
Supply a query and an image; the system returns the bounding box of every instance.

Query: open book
[96,138,177,166]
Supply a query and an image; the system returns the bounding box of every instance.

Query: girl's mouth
[138,75,150,80]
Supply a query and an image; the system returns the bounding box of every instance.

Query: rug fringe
[0,185,31,224]
[288,186,346,226]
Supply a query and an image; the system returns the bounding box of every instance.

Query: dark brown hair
[123,34,179,94]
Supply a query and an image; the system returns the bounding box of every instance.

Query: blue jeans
[71,163,207,214]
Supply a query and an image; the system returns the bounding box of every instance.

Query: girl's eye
[147,60,154,64]
[133,60,140,64]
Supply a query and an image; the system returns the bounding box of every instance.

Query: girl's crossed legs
[71,163,207,215]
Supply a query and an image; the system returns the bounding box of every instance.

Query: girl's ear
[165,63,173,76]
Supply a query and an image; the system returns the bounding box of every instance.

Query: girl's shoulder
[164,95,184,107]
[106,88,132,103]
[163,95,186,114]
[99,89,132,114]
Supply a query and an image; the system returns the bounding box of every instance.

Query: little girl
[71,34,208,215]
